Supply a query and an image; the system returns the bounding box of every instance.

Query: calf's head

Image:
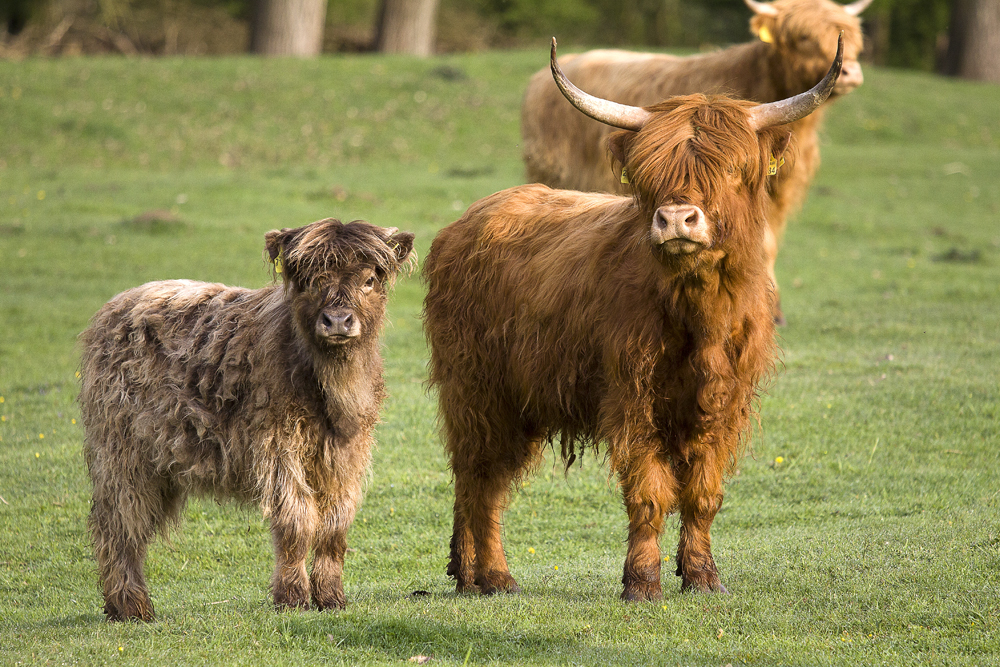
[265,218,414,351]
[551,36,842,273]
[745,0,869,95]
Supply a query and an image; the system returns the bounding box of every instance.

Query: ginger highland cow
[80,218,414,621]
[424,40,842,600]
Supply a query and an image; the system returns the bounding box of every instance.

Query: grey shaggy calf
[79,218,414,622]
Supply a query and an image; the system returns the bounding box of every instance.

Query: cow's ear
[772,131,793,159]
[750,15,777,45]
[607,132,629,171]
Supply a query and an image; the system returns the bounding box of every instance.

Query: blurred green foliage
[10,0,956,70]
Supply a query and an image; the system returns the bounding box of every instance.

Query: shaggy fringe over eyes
[620,97,762,205]
[612,95,787,251]
[266,219,416,287]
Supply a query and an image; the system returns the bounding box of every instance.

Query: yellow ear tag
[758,25,774,44]
[274,250,283,274]
[620,166,630,184]
[768,155,785,176]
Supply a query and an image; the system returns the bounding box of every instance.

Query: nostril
[342,313,353,328]
[684,212,699,227]
[653,210,667,228]
[321,312,334,328]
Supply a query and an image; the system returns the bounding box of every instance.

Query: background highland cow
[521,0,873,324]
[424,40,842,601]
[79,218,414,621]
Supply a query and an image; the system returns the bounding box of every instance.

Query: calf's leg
[270,488,319,609]
[310,525,348,610]
[310,494,361,611]
[88,470,182,622]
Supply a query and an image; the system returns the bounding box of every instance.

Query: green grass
[1,51,999,665]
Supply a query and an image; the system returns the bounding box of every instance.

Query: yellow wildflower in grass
[37,190,45,201]
[553,565,558,570]
[775,456,784,465]
[0,396,4,402]
[38,433,44,439]
[35,452,40,458]
[528,547,535,554]
[71,418,76,425]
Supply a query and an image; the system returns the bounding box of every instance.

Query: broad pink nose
[835,59,864,92]
[651,205,711,251]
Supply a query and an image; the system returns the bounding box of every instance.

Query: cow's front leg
[270,488,319,609]
[615,448,679,602]
[674,449,727,593]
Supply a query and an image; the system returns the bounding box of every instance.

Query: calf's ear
[265,228,299,279]
[265,228,292,263]
[388,231,415,265]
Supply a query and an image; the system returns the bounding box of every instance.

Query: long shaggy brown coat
[424,94,785,602]
[521,0,869,323]
[80,218,414,621]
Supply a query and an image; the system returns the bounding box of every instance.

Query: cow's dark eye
[364,275,377,290]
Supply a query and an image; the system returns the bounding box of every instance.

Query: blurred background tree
[1,0,995,83]
[375,0,440,55]
[940,0,1000,83]
[250,0,328,56]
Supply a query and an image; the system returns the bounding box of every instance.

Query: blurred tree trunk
[942,0,1000,82]
[250,0,327,56]
[375,0,438,56]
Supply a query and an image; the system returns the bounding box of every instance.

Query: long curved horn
[843,0,874,16]
[749,32,843,130]
[550,38,651,132]
[743,0,779,17]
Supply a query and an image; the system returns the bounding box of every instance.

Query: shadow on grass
[307,615,661,664]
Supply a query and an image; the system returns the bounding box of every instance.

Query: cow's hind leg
[447,497,477,593]
[449,430,540,596]
[454,470,519,595]
[89,473,182,622]
[763,225,785,326]
[674,451,728,593]
[615,448,678,602]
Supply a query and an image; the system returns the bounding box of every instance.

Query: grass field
[1,49,999,665]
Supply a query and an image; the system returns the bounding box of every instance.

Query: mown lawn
[1,50,998,665]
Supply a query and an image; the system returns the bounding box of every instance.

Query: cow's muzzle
[651,205,710,255]
[316,307,361,343]
[834,59,863,95]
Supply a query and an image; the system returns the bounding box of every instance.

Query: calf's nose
[652,205,710,250]
[318,308,360,339]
